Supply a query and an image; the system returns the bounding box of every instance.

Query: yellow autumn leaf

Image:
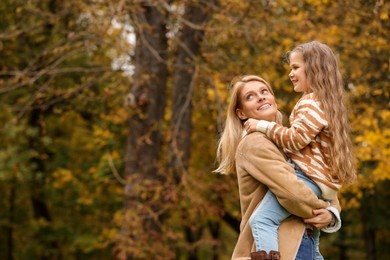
[52,168,74,188]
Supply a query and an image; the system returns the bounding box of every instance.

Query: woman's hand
[303,209,333,229]
[244,118,259,133]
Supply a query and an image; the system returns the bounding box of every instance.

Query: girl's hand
[244,119,259,133]
[303,209,333,229]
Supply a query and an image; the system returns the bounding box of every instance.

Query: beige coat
[232,132,340,260]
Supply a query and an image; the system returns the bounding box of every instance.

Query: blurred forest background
[0,0,389,259]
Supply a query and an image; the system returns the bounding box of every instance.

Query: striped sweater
[256,93,341,200]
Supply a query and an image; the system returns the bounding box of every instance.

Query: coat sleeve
[322,195,342,233]
[329,195,341,212]
[237,133,328,218]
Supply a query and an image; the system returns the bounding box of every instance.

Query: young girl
[244,41,355,259]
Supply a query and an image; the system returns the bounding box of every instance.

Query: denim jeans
[295,229,315,260]
[249,170,324,259]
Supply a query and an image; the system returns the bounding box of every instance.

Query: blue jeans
[249,170,324,260]
[296,229,315,260]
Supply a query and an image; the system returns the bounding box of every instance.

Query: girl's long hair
[290,41,356,184]
[214,75,282,175]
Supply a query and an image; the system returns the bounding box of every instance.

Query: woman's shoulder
[240,131,268,143]
[237,132,279,154]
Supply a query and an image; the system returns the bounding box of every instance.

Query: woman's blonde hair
[289,41,356,184]
[214,75,282,175]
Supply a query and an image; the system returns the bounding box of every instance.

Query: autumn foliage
[0,0,389,259]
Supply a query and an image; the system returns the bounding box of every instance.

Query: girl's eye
[261,89,269,94]
[246,94,254,100]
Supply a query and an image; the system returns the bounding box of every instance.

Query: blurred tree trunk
[6,173,16,260]
[185,226,204,260]
[336,226,348,260]
[208,221,221,260]
[125,1,168,184]
[28,109,61,260]
[170,1,216,180]
[170,1,218,259]
[123,2,168,259]
[358,160,379,260]
[27,9,63,259]
[361,188,377,260]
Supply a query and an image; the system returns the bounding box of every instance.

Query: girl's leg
[295,170,322,197]
[249,189,290,252]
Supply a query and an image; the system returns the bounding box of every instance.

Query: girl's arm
[245,96,328,151]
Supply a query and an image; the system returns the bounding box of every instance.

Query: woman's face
[235,81,278,122]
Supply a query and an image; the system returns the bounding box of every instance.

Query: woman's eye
[262,90,269,94]
[246,94,254,100]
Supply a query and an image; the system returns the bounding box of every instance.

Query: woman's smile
[258,103,271,110]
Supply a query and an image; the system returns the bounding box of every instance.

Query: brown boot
[269,250,280,260]
[251,250,268,260]
[250,250,280,260]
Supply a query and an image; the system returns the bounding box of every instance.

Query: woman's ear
[236,108,247,120]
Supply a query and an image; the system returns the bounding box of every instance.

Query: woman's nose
[289,70,294,78]
[258,94,265,101]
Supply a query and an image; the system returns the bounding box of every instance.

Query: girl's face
[235,81,277,122]
[289,52,310,93]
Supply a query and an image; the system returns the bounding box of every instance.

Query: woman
[215,75,341,260]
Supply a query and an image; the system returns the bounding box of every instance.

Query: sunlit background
[0,1,389,259]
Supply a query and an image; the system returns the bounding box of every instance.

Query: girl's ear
[236,108,247,120]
